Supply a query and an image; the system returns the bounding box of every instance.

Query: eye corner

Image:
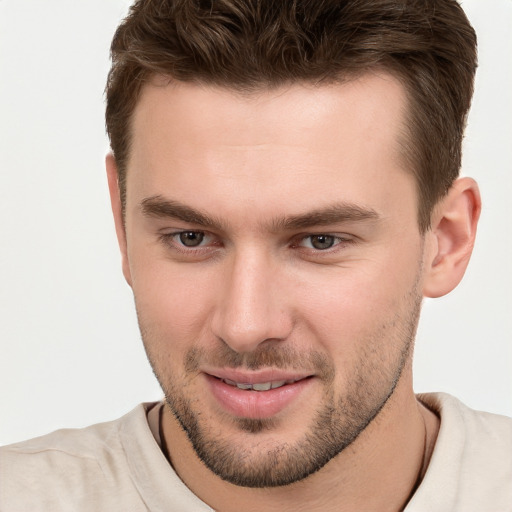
[295,233,356,251]
[156,229,224,261]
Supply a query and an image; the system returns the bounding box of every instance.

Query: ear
[423,177,481,298]
[106,153,132,287]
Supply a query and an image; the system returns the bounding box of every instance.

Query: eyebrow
[140,195,380,232]
[141,195,225,229]
[272,204,379,231]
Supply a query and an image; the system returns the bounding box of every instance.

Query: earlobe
[106,153,133,287]
[423,177,481,298]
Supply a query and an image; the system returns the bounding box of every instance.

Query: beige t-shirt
[1,393,511,511]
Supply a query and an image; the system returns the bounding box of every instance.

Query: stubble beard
[139,289,422,488]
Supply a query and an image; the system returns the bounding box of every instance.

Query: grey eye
[179,231,205,247]
[309,235,336,250]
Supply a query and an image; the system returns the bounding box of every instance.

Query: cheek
[296,275,390,341]
[294,255,421,350]
[131,257,218,348]
[132,265,218,390]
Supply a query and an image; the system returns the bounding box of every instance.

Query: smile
[205,372,315,419]
[221,378,300,391]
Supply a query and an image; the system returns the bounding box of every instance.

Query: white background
[0,0,510,445]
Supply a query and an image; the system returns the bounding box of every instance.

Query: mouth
[220,377,303,391]
[203,370,315,419]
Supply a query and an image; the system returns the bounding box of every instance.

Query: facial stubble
[138,284,422,488]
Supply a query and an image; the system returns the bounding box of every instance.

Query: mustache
[184,343,335,381]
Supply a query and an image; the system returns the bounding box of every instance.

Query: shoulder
[0,403,152,512]
[408,393,512,512]
[420,392,512,458]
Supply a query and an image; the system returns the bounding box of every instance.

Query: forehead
[131,73,408,153]
[126,73,416,226]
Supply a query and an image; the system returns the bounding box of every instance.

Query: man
[1,0,511,510]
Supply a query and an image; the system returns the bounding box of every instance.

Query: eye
[178,231,205,247]
[301,234,340,250]
[158,229,220,260]
[159,230,214,252]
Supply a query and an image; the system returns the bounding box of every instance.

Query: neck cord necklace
[158,403,173,465]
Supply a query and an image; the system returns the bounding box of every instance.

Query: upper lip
[203,367,313,384]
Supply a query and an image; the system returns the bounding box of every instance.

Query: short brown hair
[105,0,477,232]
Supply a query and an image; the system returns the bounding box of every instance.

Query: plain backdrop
[0,0,511,445]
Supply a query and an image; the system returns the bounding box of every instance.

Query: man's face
[121,74,428,487]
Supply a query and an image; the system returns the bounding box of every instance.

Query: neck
[161,372,439,512]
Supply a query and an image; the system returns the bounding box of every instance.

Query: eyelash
[158,231,215,254]
[158,230,355,256]
[294,234,354,251]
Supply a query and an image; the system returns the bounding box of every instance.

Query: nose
[211,249,293,354]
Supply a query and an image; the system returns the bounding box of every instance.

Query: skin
[107,72,480,511]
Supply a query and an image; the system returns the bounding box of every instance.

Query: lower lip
[205,375,313,419]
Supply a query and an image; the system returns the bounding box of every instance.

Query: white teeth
[252,382,272,391]
[222,379,292,391]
